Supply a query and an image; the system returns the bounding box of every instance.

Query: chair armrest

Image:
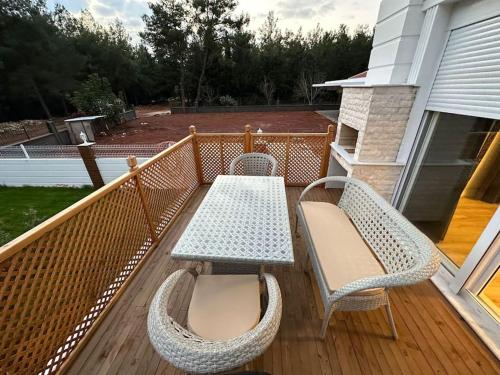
[297,176,350,204]
[329,258,438,302]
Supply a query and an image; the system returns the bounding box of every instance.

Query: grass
[0,186,94,246]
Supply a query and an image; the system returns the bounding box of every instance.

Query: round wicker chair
[147,269,282,374]
[229,153,278,176]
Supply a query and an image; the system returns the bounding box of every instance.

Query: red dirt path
[95,110,334,144]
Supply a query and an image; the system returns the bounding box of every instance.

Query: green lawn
[0,186,94,246]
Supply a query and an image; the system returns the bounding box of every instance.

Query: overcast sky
[46,0,382,43]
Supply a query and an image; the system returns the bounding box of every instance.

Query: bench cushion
[300,201,386,295]
[187,274,261,341]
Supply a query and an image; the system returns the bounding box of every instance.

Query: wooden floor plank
[67,186,499,375]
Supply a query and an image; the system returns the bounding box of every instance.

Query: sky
[46,0,382,44]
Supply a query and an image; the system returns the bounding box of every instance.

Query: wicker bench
[296,176,440,339]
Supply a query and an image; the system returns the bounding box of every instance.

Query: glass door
[398,111,500,332]
[400,112,499,271]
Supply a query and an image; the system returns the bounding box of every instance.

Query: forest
[0,0,373,121]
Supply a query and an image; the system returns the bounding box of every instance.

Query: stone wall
[330,85,417,202]
[338,88,372,131]
[358,86,417,162]
[338,86,417,162]
[350,165,404,201]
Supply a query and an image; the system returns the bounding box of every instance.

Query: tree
[259,76,275,105]
[142,0,191,107]
[0,0,374,120]
[295,71,325,104]
[191,0,247,108]
[0,0,82,118]
[258,12,287,102]
[71,73,123,123]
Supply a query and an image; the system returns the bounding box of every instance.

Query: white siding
[367,0,425,85]
[0,159,91,186]
[0,157,149,187]
[427,15,500,119]
[96,158,148,183]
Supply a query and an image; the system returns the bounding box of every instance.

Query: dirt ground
[95,105,334,144]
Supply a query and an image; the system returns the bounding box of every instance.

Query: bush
[219,95,237,106]
[71,74,124,123]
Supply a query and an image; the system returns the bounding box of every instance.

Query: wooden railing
[193,124,334,186]
[0,125,334,374]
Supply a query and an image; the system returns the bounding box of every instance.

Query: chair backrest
[338,178,440,281]
[229,153,278,176]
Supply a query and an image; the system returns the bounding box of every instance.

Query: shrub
[219,95,238,106]
[71,74,124,123]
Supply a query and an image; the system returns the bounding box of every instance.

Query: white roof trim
[313,77,366,88]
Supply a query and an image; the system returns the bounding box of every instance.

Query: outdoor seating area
[0,126,498,374]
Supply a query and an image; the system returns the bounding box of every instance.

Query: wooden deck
[68,186,499,375]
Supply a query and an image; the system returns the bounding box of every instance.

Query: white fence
[0,157,149,187]
[0,142,174,187]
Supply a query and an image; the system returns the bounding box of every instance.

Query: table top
[172,175,294,265]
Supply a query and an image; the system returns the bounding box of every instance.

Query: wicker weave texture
[147,270,282,374]
[229,152,278,176]
[0,138,199,374]
[296,176,441,336]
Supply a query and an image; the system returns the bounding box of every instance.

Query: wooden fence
[193,124,334,186]
[0,120,50,146]
[0,125,334,374]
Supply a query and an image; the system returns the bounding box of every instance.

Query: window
[401,112,499,269]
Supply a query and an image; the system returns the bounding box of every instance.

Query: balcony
[0,126,497,374]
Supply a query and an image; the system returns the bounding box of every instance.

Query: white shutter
[427,16,500,120]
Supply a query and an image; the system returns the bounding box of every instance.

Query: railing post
[20,144,30,159]
[128,155,159,243]
[189,126,204,184]
[244,124,252,153]
[320,124,335,178]
[284,135,290,185]
[78,143,105,188]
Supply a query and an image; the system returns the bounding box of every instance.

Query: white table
[172,175,294,266]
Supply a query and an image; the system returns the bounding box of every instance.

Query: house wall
[0,157,148,187]
[367,0,425,85]
[394,0,500,202]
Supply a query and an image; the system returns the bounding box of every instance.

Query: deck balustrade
[0,125,334,374]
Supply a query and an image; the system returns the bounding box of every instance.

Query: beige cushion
[187,274,261,341]
[300,201,386,295]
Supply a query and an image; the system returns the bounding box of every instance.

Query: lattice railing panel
[0,136,199,374]
[197,134,245,183]
[0,179,150,374]
[139,141,199,236]
[286,135,326,185]
[252,134,326,186]
[253,136,287,177]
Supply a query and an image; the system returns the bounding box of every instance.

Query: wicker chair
[229,153,278,176]
[296,176,440,339]
[147,269,282,374]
